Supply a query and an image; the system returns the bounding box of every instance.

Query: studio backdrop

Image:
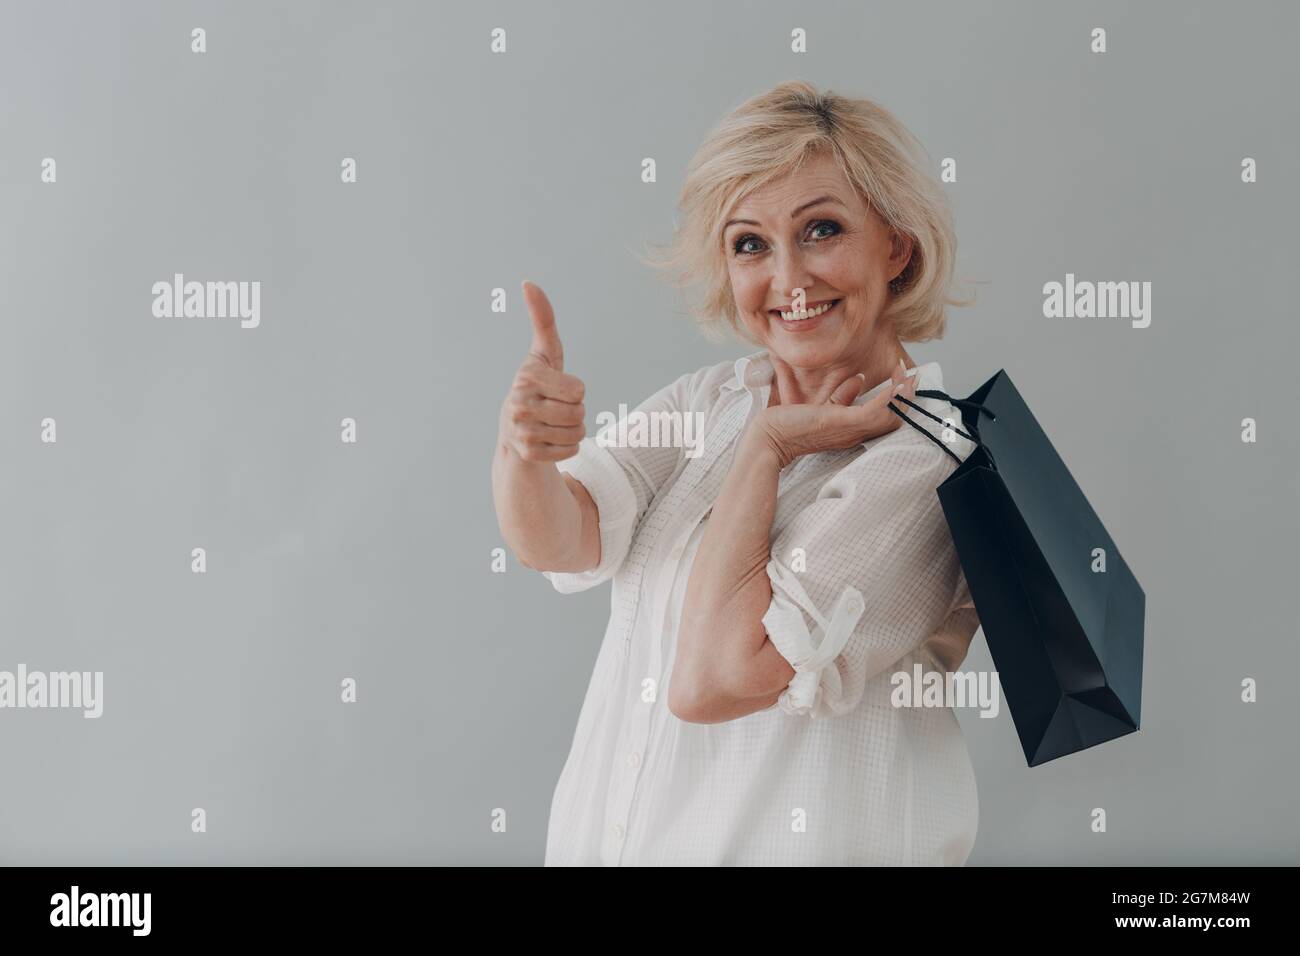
[1,0,1297,865]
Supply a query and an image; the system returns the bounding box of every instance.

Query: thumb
[522,280,564,372]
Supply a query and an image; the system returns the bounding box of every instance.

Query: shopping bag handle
[887,389,998,469]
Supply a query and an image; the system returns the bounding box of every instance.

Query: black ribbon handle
[887,388,998,470]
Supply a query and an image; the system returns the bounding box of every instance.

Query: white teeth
[778,300,835,321]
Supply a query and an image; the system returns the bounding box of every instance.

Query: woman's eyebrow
[724,195,846,232]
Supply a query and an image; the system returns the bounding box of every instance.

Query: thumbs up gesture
[498,281,588,462]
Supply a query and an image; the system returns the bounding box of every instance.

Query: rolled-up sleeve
[761,435,970,718]
[542,438,640,593]
[541,369,701,594]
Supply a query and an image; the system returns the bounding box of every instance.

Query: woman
[492,80,982,865]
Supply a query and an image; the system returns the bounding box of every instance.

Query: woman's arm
[492,445,600,572]
[668,424,796,723]
[669,364,918,723]
[492,280,599,573]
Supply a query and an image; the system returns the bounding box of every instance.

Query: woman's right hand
[498,281,588,462]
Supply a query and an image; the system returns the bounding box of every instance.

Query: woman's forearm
[673,424,793,713]
[491,440,597,572]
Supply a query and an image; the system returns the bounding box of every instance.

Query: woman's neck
[767,344,915,407]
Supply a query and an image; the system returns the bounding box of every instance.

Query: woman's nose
[773,249,813,302]
[769,273,811,306]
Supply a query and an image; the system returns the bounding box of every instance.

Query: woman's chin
[767,320,844,363]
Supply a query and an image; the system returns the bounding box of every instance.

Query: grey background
[1,0,1297,865]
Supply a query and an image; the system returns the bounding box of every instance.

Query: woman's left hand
[754,360,918,469]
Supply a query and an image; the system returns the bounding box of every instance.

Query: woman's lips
[772,298,840,332]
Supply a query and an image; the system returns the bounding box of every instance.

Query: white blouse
[540,348,982,866]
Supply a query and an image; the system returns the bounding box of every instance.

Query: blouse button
[627,751,641,768]
[610,823,625,840]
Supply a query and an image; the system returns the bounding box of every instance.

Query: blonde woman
[493,81,982,866]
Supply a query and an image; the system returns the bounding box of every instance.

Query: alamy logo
[594,407,707,459]
[1042,272,1151,328]
[890,664,1001,718]
[152,273,261,328]
[50,886,151,936]
[0,664,103,717]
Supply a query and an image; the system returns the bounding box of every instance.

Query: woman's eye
[732,221,841,257]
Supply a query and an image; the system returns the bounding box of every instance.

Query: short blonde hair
[641,80,976,345]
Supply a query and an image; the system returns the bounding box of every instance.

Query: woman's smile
[771,297,842,333]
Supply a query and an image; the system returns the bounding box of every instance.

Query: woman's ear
[889,231,914,278]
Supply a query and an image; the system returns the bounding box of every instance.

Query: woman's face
[722,152,912,370]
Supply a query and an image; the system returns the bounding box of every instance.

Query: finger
[524,362,586,404]
[898,359,921,397]
[518,421,586,445]
[828,373,866,406]
[868,375,901,408]
[880,367,918,425]
[522,280,564,372]
[887,361,917,405]
[532,397,586,427]
[870,381,907,425]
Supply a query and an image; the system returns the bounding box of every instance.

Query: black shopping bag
[890,371,1144,767]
